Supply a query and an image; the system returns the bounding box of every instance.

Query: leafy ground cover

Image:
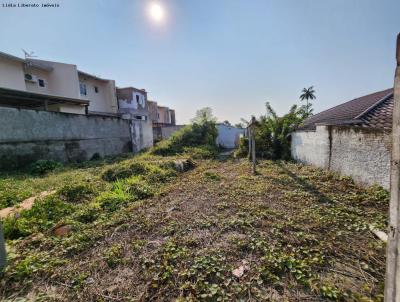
[0,155,388,301]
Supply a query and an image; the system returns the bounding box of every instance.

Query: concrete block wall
[291,125,391,189]
[290,125,331,169]
[0,107,132,169]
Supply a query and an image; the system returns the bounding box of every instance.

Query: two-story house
[116,87,148,120]
[0,51,117,116]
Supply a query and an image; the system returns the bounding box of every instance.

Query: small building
[216,123,245,149]
[291,88,393,189]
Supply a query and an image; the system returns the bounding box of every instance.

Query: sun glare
[148,2,165,23]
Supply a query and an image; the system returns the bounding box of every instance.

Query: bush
[124,176,154,200]
[28,160,62,175]
[102,162,148,181]
[151,121,218,157]
[236,103,308,160]
[73,203,101,223]
[182,146,218,159]
[3,196,74,239]
[58,184,94,203]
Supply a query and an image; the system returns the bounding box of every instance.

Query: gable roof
[299,88,394,130]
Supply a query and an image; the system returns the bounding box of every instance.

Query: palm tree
[300,86,316,116]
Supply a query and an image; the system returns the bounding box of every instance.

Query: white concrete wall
[0,57,25,90]
[291,125,391,189]
[291,125,330,169]
[216,124,245,149]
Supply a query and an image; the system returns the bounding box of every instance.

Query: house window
[38,79,45,87]
[94,86,99,93]
[80,82,87,96]
[136,95,140,104]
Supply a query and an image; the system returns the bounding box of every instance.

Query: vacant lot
[0,155,388,301]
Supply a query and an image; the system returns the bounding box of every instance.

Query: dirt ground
[1,158,388,301]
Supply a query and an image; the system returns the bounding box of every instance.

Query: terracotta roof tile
[299,88,393,130]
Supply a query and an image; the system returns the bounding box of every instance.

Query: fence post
[248,116,256,174]
[385,32,400,302]
[0,223,6,271]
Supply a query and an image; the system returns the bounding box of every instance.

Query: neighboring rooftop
[299,88,394,130]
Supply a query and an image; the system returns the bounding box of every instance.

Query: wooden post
[251,129,256,174]
[44,99,49,111]
[385,33,400,302]
[248,116,256,174]
[0,223,6,271]
[248,127,252,161]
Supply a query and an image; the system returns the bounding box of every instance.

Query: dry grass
[0,157,388,301]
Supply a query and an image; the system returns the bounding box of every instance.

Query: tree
[191,107,217,124]
[223,120,231,126]
[299,86,316,116]
[236,102,308,160]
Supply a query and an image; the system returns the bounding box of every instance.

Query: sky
[0,0,399,124]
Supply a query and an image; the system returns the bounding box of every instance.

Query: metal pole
[385,32,400,302]
[0,223,6,271]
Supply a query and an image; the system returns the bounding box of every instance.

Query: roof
[117,87,147,94]
[0,86,89,109]
[78,70,111,82]
[0,51,25,63]
[299,88,394,130]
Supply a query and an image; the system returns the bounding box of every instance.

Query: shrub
[102,161,148,181]
[58,184,94,203]
[3,196,74,239]
[183,146,218,159]
[124,176,154,200]
[73,203,101,223]
[28,160,62,175]
[151,121,218,157]
[236,103,308,160]
[97,184,130,212]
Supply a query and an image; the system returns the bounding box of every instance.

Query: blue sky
[0,0,399,124]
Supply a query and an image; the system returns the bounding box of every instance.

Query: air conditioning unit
[24,73,37,82]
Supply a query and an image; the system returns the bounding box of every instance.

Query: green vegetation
[28,160,62,175]
[151,107,219,157]
[0,155,387,301]
[0,109,388,301]
[236,102,309,160]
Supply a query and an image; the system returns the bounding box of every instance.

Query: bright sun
[148,2,165,23]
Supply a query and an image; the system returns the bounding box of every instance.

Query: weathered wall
[130,119,154,152]
[0,107,132,169]
[216,124,245,149]
[291,125,331,169]
[291,125,391,189]
[330,126,391,189]
[161,125,184,140]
